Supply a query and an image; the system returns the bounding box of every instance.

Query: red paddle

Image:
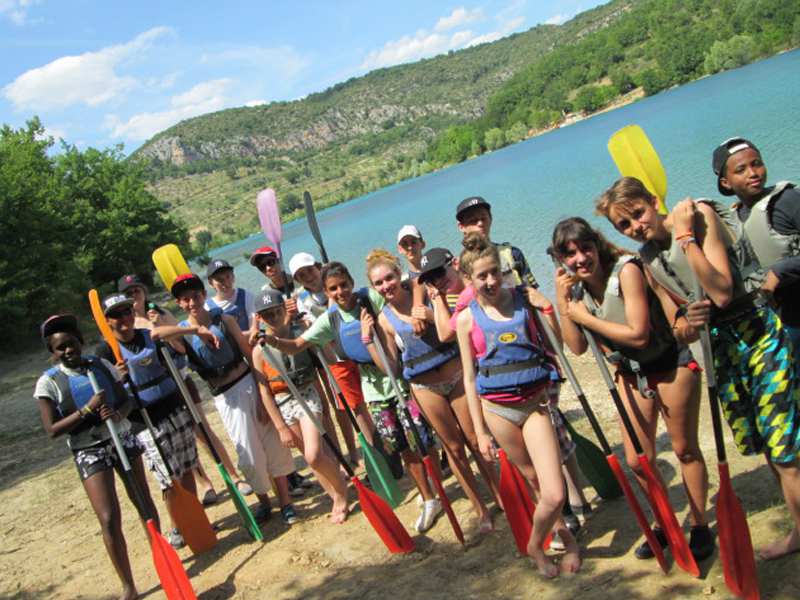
[498,449,552,554]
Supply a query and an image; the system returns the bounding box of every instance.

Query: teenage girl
[455,234,580,577]
[367,248,494,532]
[550,217,712,560]
[35,314,159,600]
[597,176,800,561]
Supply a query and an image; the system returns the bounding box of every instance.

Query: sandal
[236,480,254,496]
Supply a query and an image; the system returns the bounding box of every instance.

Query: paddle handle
[533,308,614,455]
[260,345,355,478]
[691,283,727,463]
[129,382,177,480]
[159,346,225,467]
[87,369,154,521]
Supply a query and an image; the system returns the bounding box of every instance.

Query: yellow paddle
[608,125,668,215]
[152,244,191,291]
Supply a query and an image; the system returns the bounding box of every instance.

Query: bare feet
[560,543,582,575]
[477,511,494,534]
[528,545,559,578]
[330,494,349,524]
[119,584,138,600]
[757,528,800,560]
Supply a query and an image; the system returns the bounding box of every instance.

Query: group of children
[35,135,800,597]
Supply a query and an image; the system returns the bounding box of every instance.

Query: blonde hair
[366,248,402,284]
[459,233,500,277]
[596,176,655,219]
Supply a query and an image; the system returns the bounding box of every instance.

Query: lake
[211,49,800,298]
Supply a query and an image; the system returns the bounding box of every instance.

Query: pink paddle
[256,188,282,258]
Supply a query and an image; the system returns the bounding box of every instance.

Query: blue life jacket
[470,290,550,396]
[382,304,458,379]
[44,357,125,450]
[118,330,178,406]
[329,288,373,364]
[206,288,250,332]
[180,309,244,381]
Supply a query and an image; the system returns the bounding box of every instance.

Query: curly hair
[365,248,402,284]
[458,232,500,277]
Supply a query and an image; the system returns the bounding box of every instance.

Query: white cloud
[3,26,173,111]
[434,7,483,32]
[200,45,310,80]
[361,6,526,70]
[106,78,231,141]
[0,0,37,25]
[545,13,570,25]
[245,99,267,107]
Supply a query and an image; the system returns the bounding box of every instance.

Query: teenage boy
[250,246,299,318]
[396,225,425,280]
[713,137,800,344]
[205,259,257,337]
[95,293,201,549]
[158,273,299,524]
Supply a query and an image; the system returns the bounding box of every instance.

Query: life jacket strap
[403,344,455,370]
[129,371,170,392]
[478,357,544,378]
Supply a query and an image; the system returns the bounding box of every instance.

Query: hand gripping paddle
[88,290,217,555]
[86,368,197,600]
[608,125,668,215]
[260,344,414,554]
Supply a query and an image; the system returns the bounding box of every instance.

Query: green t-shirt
[301,288,405,402]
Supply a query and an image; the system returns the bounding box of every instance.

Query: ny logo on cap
[215,261,224,267]
[104,294,127,308]
[421,256,429,267]
[262,294,273,304]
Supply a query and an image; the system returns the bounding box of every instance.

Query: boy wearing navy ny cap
[713,137,800,346]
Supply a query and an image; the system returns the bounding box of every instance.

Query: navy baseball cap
[206,259,233,279]
[456,196,491,221]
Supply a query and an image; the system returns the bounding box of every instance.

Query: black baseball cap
[418,248,454,283]
[40,314,79,340]
[206,259,233,279]
[254,288,285,313]
[456,196,491,221]
[101,293,135,316]
[712,137,760,196]
[171,273,205,298]
[117,274,148,294]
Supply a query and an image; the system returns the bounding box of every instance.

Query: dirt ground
[1,346,799,600]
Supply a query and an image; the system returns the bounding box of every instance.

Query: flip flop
[201,488,218,506]
[236,480,254,495]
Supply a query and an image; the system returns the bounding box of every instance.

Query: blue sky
[0,1,604,152]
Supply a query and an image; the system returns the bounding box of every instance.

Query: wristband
[80,405,93,418]
[678,237,696,252]
[674,231,694,241]
[360,335,373,344]
[541,305,555,315]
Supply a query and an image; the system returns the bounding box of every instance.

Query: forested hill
[136,0,799,250]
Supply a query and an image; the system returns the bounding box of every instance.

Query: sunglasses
[420,266,448,284]
[107,306,134,319]
[259,258,279,269]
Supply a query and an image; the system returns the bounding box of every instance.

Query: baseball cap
[418,248,454,283]
[249,246,278,268]
[712,137,760,196]
[171,273,204,297]
[289,252,317,277]
[397,225,422,243]
[456,196,491,221]
[40,314,79,340]
[102,293,135,316]
[117,274,147,294]
[206,258,233,279]
[254,288,285,313]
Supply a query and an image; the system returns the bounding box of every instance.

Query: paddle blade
[639,455,700,577]
[423,455,464,544]
[304,190,329,263]
[165,484,217,554]
[716,463,760,599]
[88,289,123,363]
[217,463,264,542]
[561,414,622,500]
[498,449,533,554]
[608,125,668,215]
[153,244,191,291]
[360,432,404,508]
[257,188,282,256]
[145,520,197,600]
[507,455,552,550]
[352,476,414,554]
[607,454,670,573]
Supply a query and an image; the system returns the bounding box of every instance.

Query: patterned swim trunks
[368,396,435,455]
[73,427,143,481]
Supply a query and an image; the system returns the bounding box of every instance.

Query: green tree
[704,34,759,74]
[484,127,506,151]
[506,121,528,143]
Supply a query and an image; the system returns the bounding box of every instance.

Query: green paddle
[559,408,623,500]
[314,352,405,508]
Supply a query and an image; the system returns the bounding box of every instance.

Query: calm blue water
[211,50,800,298]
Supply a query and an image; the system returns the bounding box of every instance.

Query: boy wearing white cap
[397,225,426,280]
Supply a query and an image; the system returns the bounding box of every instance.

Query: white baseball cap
[397,225,422,243]
[289,252,318,277]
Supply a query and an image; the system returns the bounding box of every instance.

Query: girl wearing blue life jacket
[261,261,444,533]
[551,218,712,562]
[34,314,159,600]
[367,249,496,533]
[455,234,580,578]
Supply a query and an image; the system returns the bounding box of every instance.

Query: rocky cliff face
[139,100,485,166]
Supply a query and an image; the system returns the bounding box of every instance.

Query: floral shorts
[368,396,435,455]
[73,428,143,481]
[275,384,323,427]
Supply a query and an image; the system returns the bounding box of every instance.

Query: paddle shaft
[259,345,355,478]
[304,191,329,263]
